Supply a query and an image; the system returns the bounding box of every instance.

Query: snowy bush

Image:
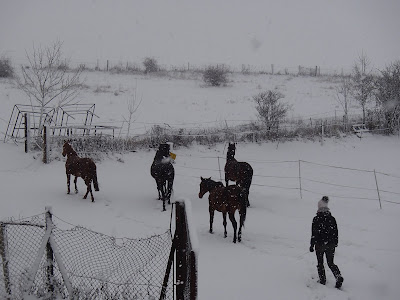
[202,65,228,86]
[143,57,159,73]
[0,56,14,78]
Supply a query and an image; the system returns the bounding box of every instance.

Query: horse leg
[166,179,173,204]
[157,179,167,211]
[74,176,78,194]
[238,212,244,242]
[222,212,227,238]
[88,180,94,202]
[209,208,214,234]
[83,179,93,201]
[66,174,71,194]
[228,212,238,243]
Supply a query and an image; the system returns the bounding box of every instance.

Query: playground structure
[4,103,119,143]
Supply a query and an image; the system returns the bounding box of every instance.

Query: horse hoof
[233,239,237,243]
[83,196,87,199]
[209,230,213,234]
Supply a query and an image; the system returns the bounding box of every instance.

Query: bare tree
[357,51,371,76]
[352,54,375,124]
[335,76,353,130]
[17,41,84,134]
[374,61,400,132]
[253,90,291,131]
[122,84,142,137]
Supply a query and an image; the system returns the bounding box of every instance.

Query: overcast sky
[1,0,399,71]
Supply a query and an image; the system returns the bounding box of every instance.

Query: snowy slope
[0,72,400,300]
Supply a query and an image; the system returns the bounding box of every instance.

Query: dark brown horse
[151,143,175,211]
[62,141,99,202]
[199,177,247,243]
[224,143,253,207]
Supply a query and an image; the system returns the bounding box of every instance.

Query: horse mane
[154,149,168,162]
[204,178,224,190]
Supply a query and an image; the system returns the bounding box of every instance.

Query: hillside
[1,71,357,139]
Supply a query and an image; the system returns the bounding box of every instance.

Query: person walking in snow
[309,196,344,288]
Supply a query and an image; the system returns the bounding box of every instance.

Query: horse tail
[93,169,99,191]
[244,163,253,189]
[239,188,247,226]
[167,165,175,199]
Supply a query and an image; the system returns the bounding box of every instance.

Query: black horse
[224,143,253,207]
[150,143,175,211]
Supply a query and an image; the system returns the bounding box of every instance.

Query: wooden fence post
[43,125,49,164]
[45,207,54,296]
[175,202,197,300]
[373,170,382,209]
[0,223,12,298]
[175,203,186,300]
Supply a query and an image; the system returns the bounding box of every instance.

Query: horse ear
[201,176,204,181]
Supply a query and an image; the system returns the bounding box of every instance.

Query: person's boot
[335,275,343,288]
[317,265,326,285]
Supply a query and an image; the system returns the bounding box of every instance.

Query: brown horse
[199,177,247,243]
[224,143,253,207]
[62,141,99,202]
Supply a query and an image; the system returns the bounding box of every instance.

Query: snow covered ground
[1,72,400,299]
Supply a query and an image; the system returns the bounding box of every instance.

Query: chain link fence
[0,211,173,299]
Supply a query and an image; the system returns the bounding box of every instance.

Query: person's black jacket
[310,210,338,247]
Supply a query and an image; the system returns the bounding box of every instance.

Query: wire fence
[0,210,173,300]
[173,153,400,209]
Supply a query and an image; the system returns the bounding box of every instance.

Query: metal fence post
[25,113,30,153]
[217,157,222,181]
[298,160,303,199]
[373,170,382,209]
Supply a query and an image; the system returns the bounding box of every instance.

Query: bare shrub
[253,90,291,131]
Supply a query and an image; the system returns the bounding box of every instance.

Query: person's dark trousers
[315,243,341,284]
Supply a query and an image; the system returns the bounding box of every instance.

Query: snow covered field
[1,72,400,299]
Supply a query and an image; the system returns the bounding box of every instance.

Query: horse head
[62,141,77,157]
[159,143,170,156]
[199,177,223,198]
[227,142,236,160]
[199,177,210,198]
